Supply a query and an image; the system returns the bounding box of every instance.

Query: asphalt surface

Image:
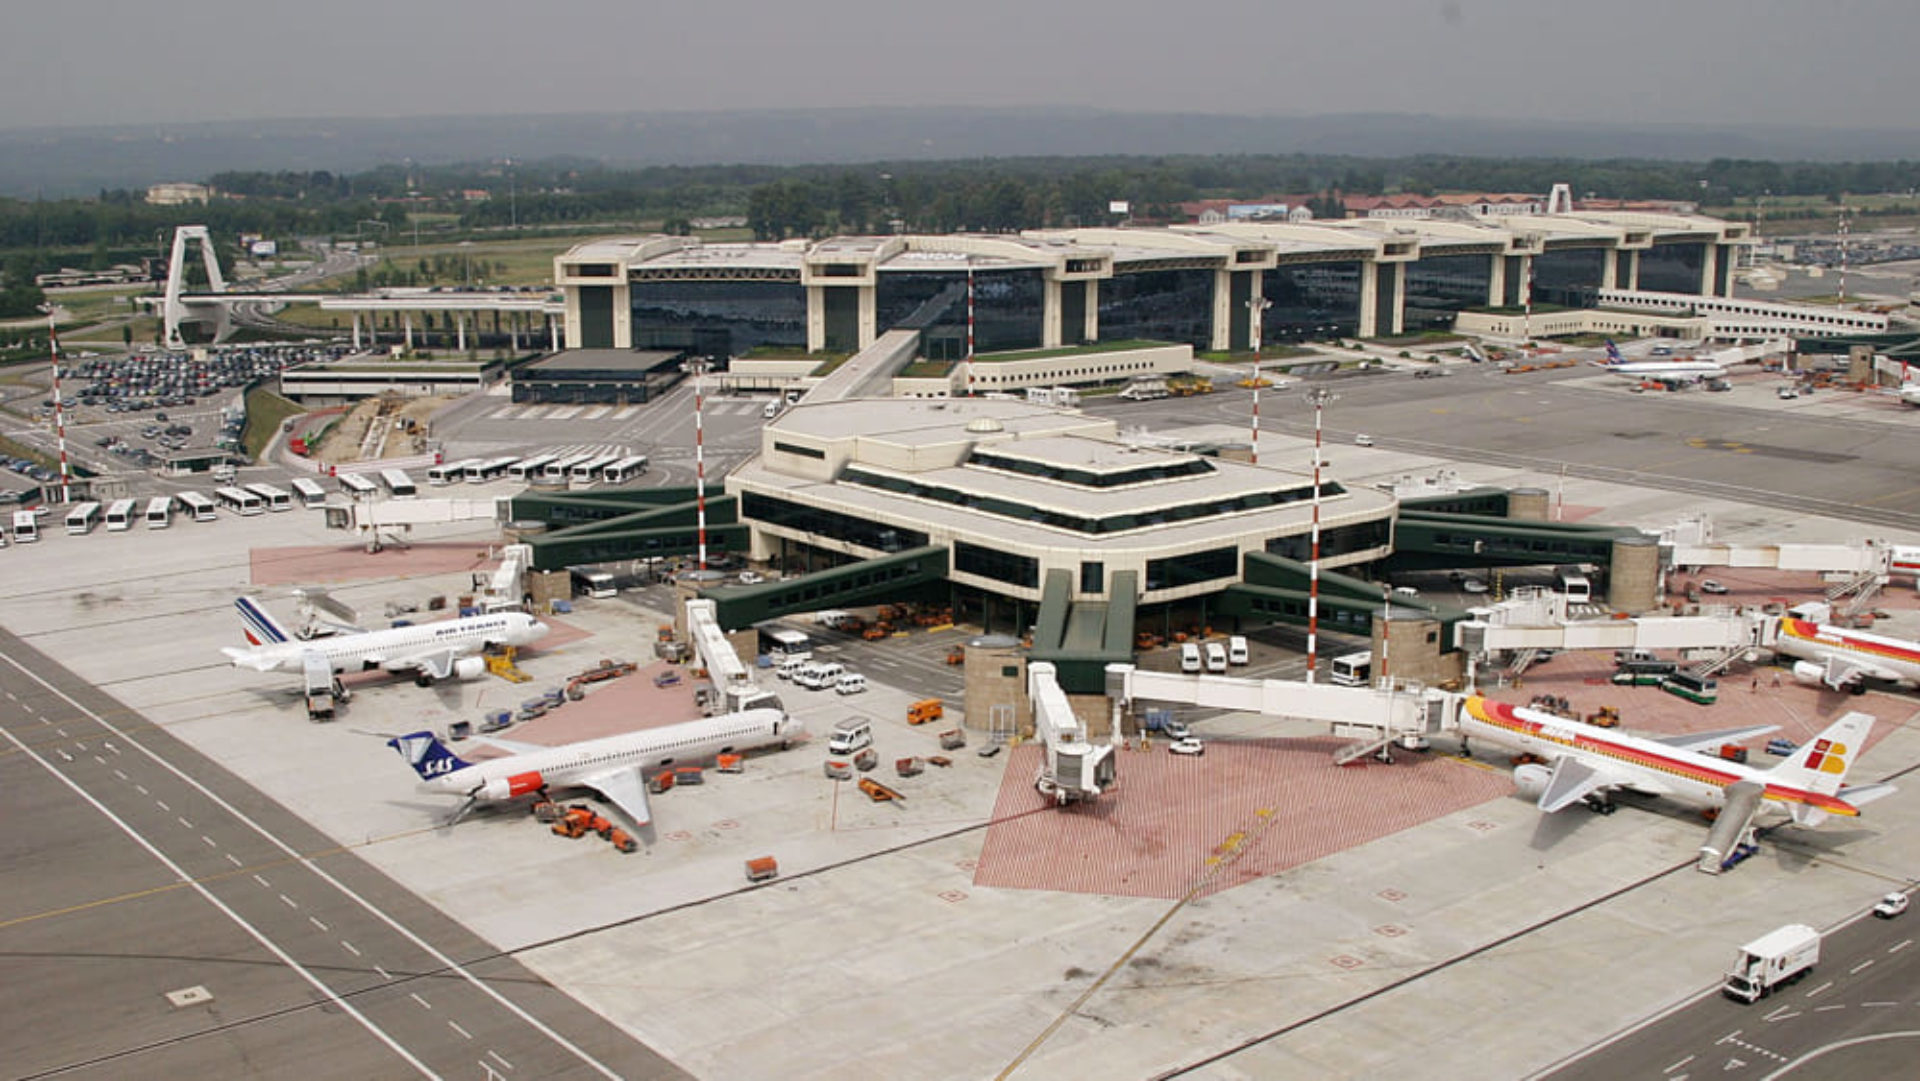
[0,623,690,1080]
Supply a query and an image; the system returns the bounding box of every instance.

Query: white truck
[1723,923,1821,1003]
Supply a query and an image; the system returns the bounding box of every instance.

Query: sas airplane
[1775,615,1920,693]
[223,596,548,686]
[389,708,800,827]
[1595,339,1726,383]
[1459,696,1893,872]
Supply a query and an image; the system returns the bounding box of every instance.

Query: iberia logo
[1804,738,1849,775]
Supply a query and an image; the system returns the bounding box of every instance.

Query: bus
[290,477,328,508]
[337,472,379,501]
[1660,671,1719,706]
[427,460,474,486]
[12,509,38,542]
[569,566,618,599]
[465,457,517,483]
[1330,650,1373,687]
[542,453,594,482]
[244,483,293,512]
[214,486,264,516]
[378,469,417,500]
[65,502,102,535]
[507,452,561,482]
[570,454,620,485]
[1554,568,1593,604]
[144,495,175,529]
[104,498,139,532]
[601,455,649,484]
[758,626,814,665]
[176,491,218,522]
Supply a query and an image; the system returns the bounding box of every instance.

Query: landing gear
[415,673,436,688]
[1586,796,1617,815]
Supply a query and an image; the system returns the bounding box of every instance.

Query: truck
[1723,924,1821,1003]
[302,653,347,721]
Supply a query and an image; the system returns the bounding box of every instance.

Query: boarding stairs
[1687,646,1745,680]
[1506,648,1542,681]
[1828,570,1885,622]
[1333,733,1397,766]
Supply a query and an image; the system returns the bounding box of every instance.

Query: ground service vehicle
[1228,636,1249,665]
[907,698,944,725]
[1330,651,1373,687]
[144,496,174,529]
[290,477,327,507]
[1875,893,1910,919]
[1180,643,1202,673]
[570,567,617,599]
[1554,569,1592,603]
[1611,657,1679,685]
[65,501,102,535]
[827,718,873,755]
[1169,737,1205,756]
[11,510,37,542]
[337,472,379,500]
[104,498,138,532]
[835,673,867,695]
[797,662,845,690]
[1724,924,1820,1002]
[1205,642,1228,673]
[1661,670,1719,705]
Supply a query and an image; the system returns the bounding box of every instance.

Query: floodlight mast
[1304,388,1336,682]
[1248,296,1271,465]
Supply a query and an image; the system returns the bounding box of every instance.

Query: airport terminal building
[554,212,1751,359]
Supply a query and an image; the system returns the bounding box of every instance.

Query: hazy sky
[6,0,1918,130]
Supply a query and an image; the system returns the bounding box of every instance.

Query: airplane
[388,707,800,827]
[1594,339,1727,383]
[1774,614,1920,693]
[223,596,549,686]
[1458,696,1894,872]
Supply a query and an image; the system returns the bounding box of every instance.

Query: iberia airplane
[1458,696,1893,839]
[1773,616,1920,693]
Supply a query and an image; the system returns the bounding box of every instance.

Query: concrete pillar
[548,315,559,352]
[1602,249,1619,290]
[1607,534,1661,614]
[1487,254,1506,307]
[805,284,826,353]
[1041,278,1063,349]
[1387,263,1404,336]
[1699,243,1718,296]
[611,281,632,349]
[1358,261,1380,338]
[1625,250,1640,290]
[858,283,877,351]
[1210,269,1234,352]
[404,312,414,351]
[1507,487,1550,522]
[1083,280,1099,343]
[351,312,362,350]
[510,314,519,352]
[456,314,467,353]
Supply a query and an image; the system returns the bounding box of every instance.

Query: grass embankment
[241,387,305,461]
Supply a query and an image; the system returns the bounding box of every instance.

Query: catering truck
[1723,924,1820,1003]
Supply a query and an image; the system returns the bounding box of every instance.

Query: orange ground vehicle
[907,698,944,725]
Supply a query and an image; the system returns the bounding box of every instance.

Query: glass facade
[1403,253,1493,331]
[631,280,806,356]
[875,269,1044,359]
[1099,268,1216,347]
[1531,247,1607,307]
[1145,546,1239,591]
[1264,519,1392,561]
[1638,242,1706,295]
[1261,262,1360,341]
[739,492,928,553]
[954,541,1039,589]
[1080,561,1105,594]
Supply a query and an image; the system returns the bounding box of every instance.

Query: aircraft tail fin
[235,597,292,646]
[1770,711,1876,798]
[1603,339,1626,364]
[387,731,472,779]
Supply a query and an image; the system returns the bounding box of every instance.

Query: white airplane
[1775,614,1920,693]
[223,596,548,686]
[1459,695,1893,871]
[1595,339,1726,383]
[389,707,800,826]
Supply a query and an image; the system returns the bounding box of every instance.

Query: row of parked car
[775,657,867,695]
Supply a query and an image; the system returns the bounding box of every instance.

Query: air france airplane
[222,596,548,686]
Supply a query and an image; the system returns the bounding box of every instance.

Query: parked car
[1700,579,1729,594]
[1168,737,1206,756]
[1874,893,1910,919]
[1765,737,1799,757]
[1353,433,1375,447]
[1461,578,1489,594]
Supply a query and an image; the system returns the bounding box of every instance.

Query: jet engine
[1791,660,1827,686]
[454,655,487,681]
[480,771,545,801]
[1512,763,1552,801]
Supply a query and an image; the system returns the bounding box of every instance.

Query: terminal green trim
[705,546,949,629]
[1028,568,1137,694]
[530,523,749,572]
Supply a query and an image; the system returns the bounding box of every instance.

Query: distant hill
[5,107,1920,197]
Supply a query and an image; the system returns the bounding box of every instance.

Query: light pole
[1304,388,1336,683]
[39,305,71,503]
[1247,296,1271,464]
[691,357,710,571]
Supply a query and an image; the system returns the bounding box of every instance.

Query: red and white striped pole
[1248,296,1269,465]
[1305,388,1332,682]
[694,360,708,571]
[48,310,71,504]
[966,267,975,363]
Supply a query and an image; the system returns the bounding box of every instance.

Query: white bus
[759,626,814,664]
[145,495,175,529]
[1554,568,1593,604]
[12,509,39,542]
[65,502,102,535]
[378,469,417,500]
[427,460,474,486]
[290,477,328,508]
[104,498,139,532]
[507,453,561,482]
[214,486,264,516]
[244,483,293,512]
[570,454,620,485]
[176,491,218,522]
[337,472,379,501]
[1329,650,1373,687]
[465,457,517,483]
[601,455,649,484]
[542,453,594,482]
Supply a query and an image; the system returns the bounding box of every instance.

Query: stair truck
[1723,924,1821,1002]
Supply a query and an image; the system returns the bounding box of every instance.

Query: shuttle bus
[176,491,217,522]
[378,469,417,500]
[244,483,293,512]
[1329,650,1373,687]
[570,454,620,484]
[601,455,649,484]
[11,509,37,543]
[290,477,327,508]
[465,457,517,483]
[541,453,593,482]
[214,486,264,516]
[336,472,379,501]
[144,495,175,529]
[427,460,474,486]
[1554,568,1592,604]
[104,498,138,532]
[507,453,561,482]
[759,626,814,664]
[65,502,102,535]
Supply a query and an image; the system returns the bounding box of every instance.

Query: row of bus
[423,450,650,488]
[6,479,329,542]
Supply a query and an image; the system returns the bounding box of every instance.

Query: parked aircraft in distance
[223,596,547,686]
[1596,339,1726,382]
[1459,696,1892,872]
[389,708,800,826]
[1775,615,1920,692]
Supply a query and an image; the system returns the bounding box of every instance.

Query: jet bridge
[1457,587,1763,657]
[324,496,512,552]
[685,598,773,713]
[1028,661,1116,804]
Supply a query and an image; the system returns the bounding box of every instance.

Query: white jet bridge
[324,496,511,551]
[1029,661,1117,804]
[685,599,780,714]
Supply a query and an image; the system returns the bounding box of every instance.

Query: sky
[5,0,1919,131]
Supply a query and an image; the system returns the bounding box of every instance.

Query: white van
[1204,642,1228,673]
[798,661,845,690]
[827,717,873,755]
[762,399,782,419]
[834,672,868,695]
[776,656,810,680]
[1180,642,1202,673]
[1227,635,1249,666]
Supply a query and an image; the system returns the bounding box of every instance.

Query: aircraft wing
[1535,755,1660,812]
[1650,725,1779,754]
[383,648,458,680]
[1827,655,1901,686]
[580,768,653,828]
[222,645,282,672]
[469,734,546,756]
[1837,782,1898,809]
